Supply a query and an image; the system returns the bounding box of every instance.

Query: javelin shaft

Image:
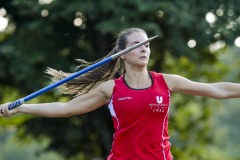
[8,35,158,110]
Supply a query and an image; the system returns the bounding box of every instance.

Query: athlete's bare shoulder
[97,80,115,100]
[162,73,176,91]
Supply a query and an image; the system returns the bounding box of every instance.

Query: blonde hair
[46,28,147,96]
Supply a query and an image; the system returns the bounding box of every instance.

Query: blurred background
[0,0,240,160]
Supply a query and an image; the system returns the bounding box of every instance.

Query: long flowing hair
[46,28,146,96]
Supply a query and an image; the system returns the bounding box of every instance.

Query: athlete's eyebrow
[130,41,139,44]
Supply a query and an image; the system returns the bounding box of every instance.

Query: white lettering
[117,96,132,101]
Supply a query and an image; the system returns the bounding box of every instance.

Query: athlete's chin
[137,60,149,66]
[135,62,148,67]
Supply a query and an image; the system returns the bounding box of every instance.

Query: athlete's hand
[0,103,18,117]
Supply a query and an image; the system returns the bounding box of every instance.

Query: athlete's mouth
[139,56,147,59]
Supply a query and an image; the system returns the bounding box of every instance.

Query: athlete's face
[121,32,150,67]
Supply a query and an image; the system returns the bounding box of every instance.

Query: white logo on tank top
[149,96,168,113]
[156,96,163,104]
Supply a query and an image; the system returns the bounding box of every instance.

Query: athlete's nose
[140,45,146,53]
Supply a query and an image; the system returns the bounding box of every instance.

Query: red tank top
[107,72,173,160]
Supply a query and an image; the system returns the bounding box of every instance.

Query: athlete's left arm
[163,74,240,99]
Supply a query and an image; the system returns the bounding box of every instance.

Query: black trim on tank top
[123,72,153,90]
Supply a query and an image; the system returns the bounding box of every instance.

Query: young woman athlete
[1,28,240,160]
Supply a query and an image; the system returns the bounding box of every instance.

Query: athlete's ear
[120,55,126,60]
[119,49,125,59]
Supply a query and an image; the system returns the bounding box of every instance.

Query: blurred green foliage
[0,130,65,160]
[0,0,240,159]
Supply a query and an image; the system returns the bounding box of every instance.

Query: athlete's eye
[145,43,149,48]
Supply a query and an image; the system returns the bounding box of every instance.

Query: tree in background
[0,0,240,159]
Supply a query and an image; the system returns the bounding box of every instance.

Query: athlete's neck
[124,70,152,89]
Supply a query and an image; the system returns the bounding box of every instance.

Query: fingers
[0,107,4,116]
[0,107,5,117]
[0,104,11,117]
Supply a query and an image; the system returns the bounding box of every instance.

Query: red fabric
[107,72,173,160]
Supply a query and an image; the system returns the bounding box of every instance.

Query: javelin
[8,35,158,110]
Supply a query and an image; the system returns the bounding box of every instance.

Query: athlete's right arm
[0,80,115,118]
